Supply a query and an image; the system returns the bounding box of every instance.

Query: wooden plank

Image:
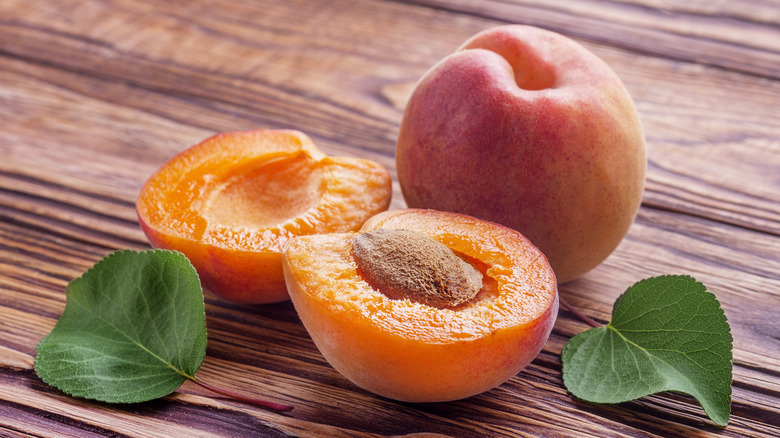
[0,0,778,436]
[2,0,778,230]
[2,204,777,436]
[406,0,780,79]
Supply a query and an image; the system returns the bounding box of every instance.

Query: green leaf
[561,275,733,426]
[35,249,207,403]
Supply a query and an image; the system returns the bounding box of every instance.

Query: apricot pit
[351,229,482,308]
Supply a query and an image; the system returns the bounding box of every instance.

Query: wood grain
[1,0,778,436]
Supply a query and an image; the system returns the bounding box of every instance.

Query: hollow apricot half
[282,208,558,402]
[136,130,392,304]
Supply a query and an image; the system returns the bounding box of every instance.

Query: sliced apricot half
[136,130,392,304]
[282,208,558,402]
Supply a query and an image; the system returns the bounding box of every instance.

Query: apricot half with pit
[136,130,392,304]
[282,208,558,402]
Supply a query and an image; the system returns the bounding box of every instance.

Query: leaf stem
[559,296,603,328]
[189,377,294,412]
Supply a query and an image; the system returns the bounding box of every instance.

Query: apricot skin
[396,25,647,283]
[282,209,558,402]
[136,130,392,304]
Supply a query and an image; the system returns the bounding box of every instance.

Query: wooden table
[1,1,778,436]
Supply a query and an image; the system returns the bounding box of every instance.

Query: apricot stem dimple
[350,229,482,309]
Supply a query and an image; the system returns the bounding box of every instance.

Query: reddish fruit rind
[282,209,558,402]
[396,25,646,283]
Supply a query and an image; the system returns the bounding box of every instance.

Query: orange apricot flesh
[136,130,392,304]
[282,208,558,402]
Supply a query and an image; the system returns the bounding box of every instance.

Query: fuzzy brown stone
[350,229,483,308]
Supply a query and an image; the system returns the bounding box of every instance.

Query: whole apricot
[396,25,646,283]
[136,130,392,304]
[282,209,558,402]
